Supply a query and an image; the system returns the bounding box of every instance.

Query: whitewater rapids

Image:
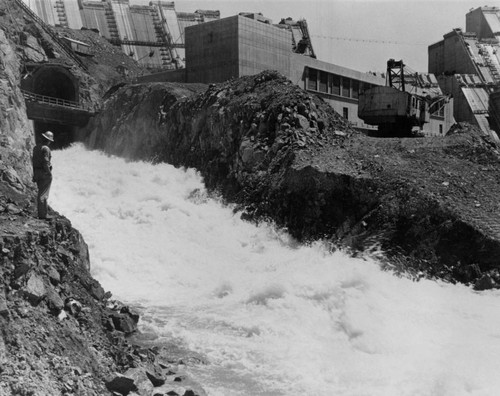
[52,144,500,396]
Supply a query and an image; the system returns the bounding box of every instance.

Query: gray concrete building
[428,6,500,139]
[466,6,500,41]
[184,14,385,131]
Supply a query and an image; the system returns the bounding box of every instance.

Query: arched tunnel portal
[22,64,81,149]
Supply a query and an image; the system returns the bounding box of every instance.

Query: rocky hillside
[4,0,500,392]
[0,1,207,395]
[85,71,500,288]
[85,82,207,159]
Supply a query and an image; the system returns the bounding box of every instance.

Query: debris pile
[87,70,500,287]
[155,70,355,199]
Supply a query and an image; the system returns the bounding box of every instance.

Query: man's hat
[42,131,54,142]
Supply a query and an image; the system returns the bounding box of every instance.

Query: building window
[308,68,317,91]
[343,107,348,120]
[331,74,340,95]
[430,100,445,117]
[342,77,350,97]
[352,80,359,99]
[319,71,328,93]
[439,124,443,134]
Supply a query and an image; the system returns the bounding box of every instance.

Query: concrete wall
[237,15,291,78]
[444,32,477,75]
[428,41,445,75]
[452,80,475,123]
[81,3,113,39]
[437,75,488,132]
[490,91,500,131]
[186,15,291,83]
[429,30,477,77]
[466,7,497,40]
[186,16,239,83]
[466,8,485,39]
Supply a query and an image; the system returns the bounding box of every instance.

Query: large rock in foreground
[86,71,500,285]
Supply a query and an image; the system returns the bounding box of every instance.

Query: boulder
[119,305,139,323]
[89,281,105,300]
[124,368,154,395]
[146,368,166,387]
[6,203,21,214]
[294,114,310,130]
[14,259,31,279]
[474,274,497,291]
[106,373,138,395]
[46,288,64,312]
[109,312,137,334]
[46,267,61,285]
[1,168,24,191]
[23,273,46,304]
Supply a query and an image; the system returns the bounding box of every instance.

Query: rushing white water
[52,143,500,396]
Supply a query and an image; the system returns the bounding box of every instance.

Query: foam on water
[52,144,500,396]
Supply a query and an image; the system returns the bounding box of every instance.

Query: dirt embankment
[86,71,500,288]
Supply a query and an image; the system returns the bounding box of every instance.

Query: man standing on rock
[32,131,54,220]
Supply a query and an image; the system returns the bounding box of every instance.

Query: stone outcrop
[0,2,207,394]
[85,71,500,286]
[0,27,34,189]
[85,82,207,160]
[0,185,206,395]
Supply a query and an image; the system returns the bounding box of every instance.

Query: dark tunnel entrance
[22,64,80,149]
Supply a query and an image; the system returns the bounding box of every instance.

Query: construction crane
[358,59,447,136]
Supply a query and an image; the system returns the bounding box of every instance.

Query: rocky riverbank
[0,184,208,396]
[0,1,207,394]
[86,71,500,289]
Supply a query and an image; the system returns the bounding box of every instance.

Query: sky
[133,0,494,73]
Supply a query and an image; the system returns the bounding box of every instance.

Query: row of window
[307,68,377,100]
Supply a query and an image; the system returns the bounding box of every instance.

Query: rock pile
[87,70,500,286]
[156,71,353,201]
[0,183,206,395]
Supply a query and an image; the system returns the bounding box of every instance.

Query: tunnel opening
[22,64,80,149]
[31,66,78,101]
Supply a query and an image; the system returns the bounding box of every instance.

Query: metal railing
[22,90,93,112]
[108,38,184,48]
